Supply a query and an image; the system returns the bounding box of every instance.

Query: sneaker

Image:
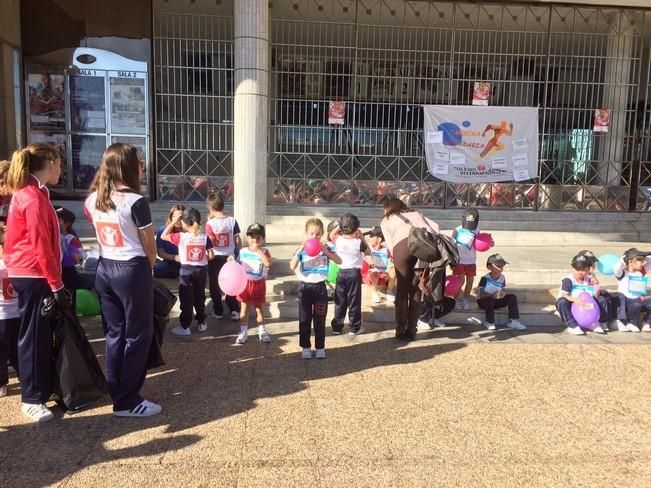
[235,331,248,344]
[197,322,208,332]
[21,403,54,422]
[259,329,271,343]
[483,321,496,330]
[417,319,432,331]
[567,326,585,335]
[600,322,609,332]
[506,319,527,331]
[315,348,326,359]
[113,399,162,418]
[212,313,223,319]
[0,384,6,397]
[372,292,383,303]
[348,326,366,336]
[642,323,651,332]
[463,299,471,310]
[230,311,240,321]
[386,294,395,303]
[301,348,312,359]
[615,320,629,332]
[592,325,606,334]
[331,319,343,335]
[433,318,446,328]
[171,325,191,337]
[627,323,641,333]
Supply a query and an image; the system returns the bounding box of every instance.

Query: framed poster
[70,73,106,132]
[109,73,147,135]
[71,134,107,190]
[27,73,65,131]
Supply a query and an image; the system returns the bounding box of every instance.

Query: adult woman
[380,198,439,340]
[85,143,160,417]
[153,204,185,279]
[5,144,66,422]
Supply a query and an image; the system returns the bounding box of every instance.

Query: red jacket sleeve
[25,202,63,291]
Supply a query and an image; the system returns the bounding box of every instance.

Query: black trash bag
[147,280,177,370]
[44,298,107,412]
[153,279,177,318]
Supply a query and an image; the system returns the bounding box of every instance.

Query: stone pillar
[233,0,269,234]
[0,0,22,158]
[597,12,634,186]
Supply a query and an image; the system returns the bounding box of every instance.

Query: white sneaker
[315,348,326,359]
[592,325,606,334]
[349,326,366,336]
[235,331,248,344]
[463,299,471,310]
[615,320,629,332]
[259,329,271,343]
[433,318,447,328]
[0,384,6,397]
[231,311,240,321]
[506,319,527,331]
[567,326,585,335]
[171,325,191,337]
[113,399,162,418]
[627,323,641,333]
[372,292,383,304]
[600,322,609,332]
[21,403,54,422]
[483,321,496,330]
[641,323,651,332]
[386,294,395,303]
[417,319,432,331]
[197,322,208,332]
[301,348,312,359]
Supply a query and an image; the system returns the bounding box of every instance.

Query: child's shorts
[452,263,476,277]
[237,279,266,306]
[362,269,389,286]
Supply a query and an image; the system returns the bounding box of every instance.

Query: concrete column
[597,12,634,186]
[234,0,269,234]
[0,0,21,158]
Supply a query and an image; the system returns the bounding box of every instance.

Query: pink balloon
[571,291,600,329]
[445,275,462,297]
[218,261,248,297]
[473,233,492,252]
[304,238,322,257]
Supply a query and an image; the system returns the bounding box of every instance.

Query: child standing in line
[613,248,651,332]
[362,226,396,303]
[162,207,210,336]
[476,254,526,330]
[331,213,371,335]
[290,218,341,359]
[452,208,482,310]
[0,221,20,397]
[205,192,241,320]
[556,254,609,335]
[56,207,86,311]
[235,223,272,344]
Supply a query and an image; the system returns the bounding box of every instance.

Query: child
[290,218,341,359]
[162,207,210,336]
[417,295,456,330]
[613,248,651,332]
[235,223,272,344]
[324,220,340,300]
[556,254,609,335]
[205,192,241,320]
[331,213,371,335]
[56,207,86,311]
[476,254,526,330]
[0,221,19,397]
[452,208,481,310]
[362,226,396,303]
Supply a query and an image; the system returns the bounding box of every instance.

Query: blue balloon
[597,254,619,276]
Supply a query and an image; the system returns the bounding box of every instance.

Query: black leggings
[392,238,420,337]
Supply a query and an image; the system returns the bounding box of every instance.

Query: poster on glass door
[109,72,146,135]
[70,73,106,132]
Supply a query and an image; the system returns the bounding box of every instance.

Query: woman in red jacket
[5,143,68,422]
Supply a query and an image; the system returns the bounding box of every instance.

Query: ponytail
[181,207,202,236]
[188,222,201,236]
[6,144,59,193]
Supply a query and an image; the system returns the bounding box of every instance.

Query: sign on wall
[423,105,539,183]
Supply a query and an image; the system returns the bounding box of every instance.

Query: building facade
[1,0,651,224]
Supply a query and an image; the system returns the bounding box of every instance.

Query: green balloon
[326,261,339,284]
[76,289,101,316]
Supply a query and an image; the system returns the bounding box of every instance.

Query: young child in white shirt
[613,248,651,332]
[476,254,526,330]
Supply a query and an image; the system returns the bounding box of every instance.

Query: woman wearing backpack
[380,198,439,340]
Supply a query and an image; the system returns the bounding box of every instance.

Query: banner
[423,105,539,183]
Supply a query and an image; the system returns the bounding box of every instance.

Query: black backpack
[397,213,459,266]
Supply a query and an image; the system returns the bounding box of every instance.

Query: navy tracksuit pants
[419,297,456,323]
[617,294,651,326]
[0,317,20,386]
[556,295,609,328]
[11,278,53,403]
[332,268,362,332]
[179,264,207,328]
[208,256,240,316]
[298,281,328,349]
[477,294,520,324]
[96,257,153,412]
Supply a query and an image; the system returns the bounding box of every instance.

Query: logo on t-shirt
[213,232,231,248]
[2,279,16,300]
[186,245,205,263]
[96,222,125,248]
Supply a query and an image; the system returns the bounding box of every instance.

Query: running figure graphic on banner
[479,121,514,158]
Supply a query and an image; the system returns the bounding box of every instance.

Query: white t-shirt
[169,232,210,266]
[239,247,271,281]
[558,274,598,300]
[335,237,368,270]
[84,190,152,261]
[453,226,478,265]
[206,216,240,256]
[295,250,329,283]
[478,273,505,295]
[370,247,391,272]
[0,260,19,320]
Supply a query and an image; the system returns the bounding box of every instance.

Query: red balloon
[445,275,462,297]
[473,233,492,252]
[361,260,370,276]
[304,238,322,257]
[218,261,248,296]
